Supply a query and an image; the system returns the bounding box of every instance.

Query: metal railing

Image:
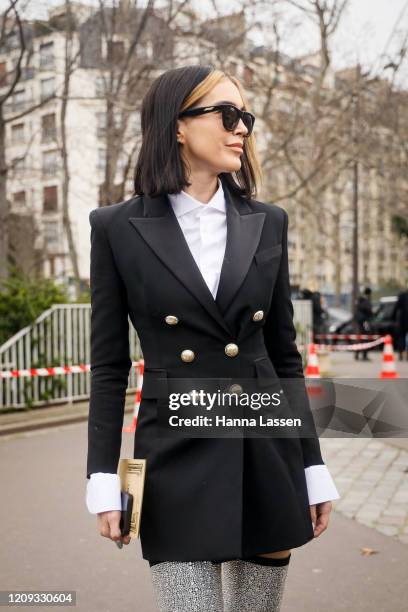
[0,304,141,410]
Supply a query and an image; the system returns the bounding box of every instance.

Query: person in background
[312,291,329,339]
[392,288,408,361]
[353,287,373,361]
[300,288,328,340]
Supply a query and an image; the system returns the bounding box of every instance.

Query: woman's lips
[226,145,243,152]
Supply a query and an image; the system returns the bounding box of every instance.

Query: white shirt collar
[168,178,226,218]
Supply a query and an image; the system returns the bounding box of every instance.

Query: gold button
[165,315,179,325]
[252,310,264,322]
[229,383,243,394]
[225,343,239,357]
[181,349,195,362]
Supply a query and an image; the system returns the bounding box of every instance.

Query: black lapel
[128,178,265,338]
[215,183,266,316]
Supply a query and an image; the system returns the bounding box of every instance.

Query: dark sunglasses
[178,104,255,136]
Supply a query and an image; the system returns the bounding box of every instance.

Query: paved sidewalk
[282,509,408,612]
[325,350,408,378]
[321,438,408,546]
[0,393,135,436]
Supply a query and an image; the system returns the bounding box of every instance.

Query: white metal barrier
[0,304,141,409]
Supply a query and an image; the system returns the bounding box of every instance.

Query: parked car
[326,307,352,334]
[370,296,398,339]
[330,296,398,349]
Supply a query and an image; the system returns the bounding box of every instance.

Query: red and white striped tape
[123,361,144,432]
[299,336,386,351]
[0,335,388,379]
[0,361,140,379]
[314,334,381,340]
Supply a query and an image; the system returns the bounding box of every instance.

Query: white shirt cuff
[304,464,340,505]
[86,472,122,514]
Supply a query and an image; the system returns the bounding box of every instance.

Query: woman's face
[176,77,249,177]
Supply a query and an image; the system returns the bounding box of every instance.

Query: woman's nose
[234,118,248,137]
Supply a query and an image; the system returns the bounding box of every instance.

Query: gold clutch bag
[118,458,146,538]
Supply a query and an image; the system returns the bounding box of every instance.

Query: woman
[86,65,340,612]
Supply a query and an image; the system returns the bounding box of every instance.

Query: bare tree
[248,0,407,303]
[60,0,82,297]
[93,0,261,206]
[0,0,57,280]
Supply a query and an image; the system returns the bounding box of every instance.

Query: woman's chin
[216,160,242,174]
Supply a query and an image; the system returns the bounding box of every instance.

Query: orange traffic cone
[305,342,323,397]
[305,343,321,378]
[379,335,399,378]
[123,360,144,432]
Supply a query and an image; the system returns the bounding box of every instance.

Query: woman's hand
[97,510,131,545]
[310,501,332,537]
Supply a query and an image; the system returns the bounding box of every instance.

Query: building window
[44,220,59,250]
[39,42,54,69]
[11,122,25,144]
[96,112,107,138]
[40,77,55,100]
[43,186,58,212]
[7,31,19,49]
[42,150,59,176]
[107,40,125,63]
[0,62,7,87]
[139,39,153,59]
[11,156,25,176]
[97,148,106,171]
[13,191,26,206]
[13,89,25,111]
[41,113,57,142]
[95,75,107,96]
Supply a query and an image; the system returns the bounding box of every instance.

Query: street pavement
[0,348,407,611]
[319,350,408,546]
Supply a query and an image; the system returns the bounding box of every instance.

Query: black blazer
[86,176,324,562]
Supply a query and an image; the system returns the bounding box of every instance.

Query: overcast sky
[2,0,407,85]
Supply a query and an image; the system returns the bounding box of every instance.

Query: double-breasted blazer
[86,175,325,562]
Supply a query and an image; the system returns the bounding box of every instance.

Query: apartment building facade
[1,3,406,301]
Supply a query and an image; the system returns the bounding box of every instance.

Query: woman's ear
[176,119,185,144]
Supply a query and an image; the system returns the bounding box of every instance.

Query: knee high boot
[149,560,223,612]
[221,554,291,612]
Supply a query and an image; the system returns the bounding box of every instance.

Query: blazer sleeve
[262,208,323,467]
[86,209,132,480]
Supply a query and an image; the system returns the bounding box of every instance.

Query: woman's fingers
[96,510,132,545]
[97,510,122,541]
[309,504,317,530]
[312,501,332,538]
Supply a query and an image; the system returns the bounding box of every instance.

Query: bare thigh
[256,549,292,559]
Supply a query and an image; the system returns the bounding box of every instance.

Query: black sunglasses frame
[178,104,255,136]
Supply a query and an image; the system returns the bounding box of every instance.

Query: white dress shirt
[86,178,340,513]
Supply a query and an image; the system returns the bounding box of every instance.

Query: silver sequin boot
[222,555,290,612]
[150,560,224,612]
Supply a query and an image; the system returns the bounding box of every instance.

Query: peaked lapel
[128,178,266,338]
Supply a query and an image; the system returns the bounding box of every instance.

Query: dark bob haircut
[133,64,262,200]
